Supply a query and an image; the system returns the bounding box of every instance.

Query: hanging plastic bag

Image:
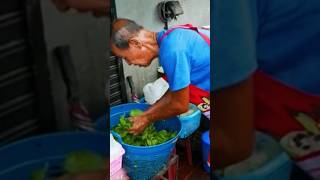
[143,77,169,105]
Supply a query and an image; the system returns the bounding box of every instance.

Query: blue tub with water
[0,132,108,179]
[178,103,201,138]
[110,103,181,180]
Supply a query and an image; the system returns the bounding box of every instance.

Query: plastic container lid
[110,133,125,162]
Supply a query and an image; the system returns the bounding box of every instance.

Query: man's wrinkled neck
[139,30,159,60]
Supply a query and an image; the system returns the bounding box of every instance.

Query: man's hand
[51,0,110,17]
[128,115,150,135]
[127,86,189,135]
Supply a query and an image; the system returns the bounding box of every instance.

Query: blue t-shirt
[157,28,210,92]
[213,0,320,95]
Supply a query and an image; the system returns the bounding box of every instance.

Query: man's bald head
[111,18,143,49]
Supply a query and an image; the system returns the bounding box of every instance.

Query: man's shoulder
[165,28,198,40]
[158,29,193,54]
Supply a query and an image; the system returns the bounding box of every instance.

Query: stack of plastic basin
[110,168,129,180]
[110,133,125,177]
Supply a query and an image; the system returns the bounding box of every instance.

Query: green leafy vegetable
[30,163,49,180]
[30,169,46,180]
[129,109,143,117]
[63,151,105,173]
[112,109,177,146]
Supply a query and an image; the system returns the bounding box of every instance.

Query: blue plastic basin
[178,103,201,138]
[201,130,211,173]
[110,103,181,180]
[0,132,108,179]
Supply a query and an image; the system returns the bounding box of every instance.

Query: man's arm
[212,77,254,169]
[128,86,189,134]
[145,87,189,121]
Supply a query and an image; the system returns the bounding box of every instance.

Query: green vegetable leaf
[63,151,105,173]
[112,109,177,146]
[30,169,46,180]
[129,109,143,117]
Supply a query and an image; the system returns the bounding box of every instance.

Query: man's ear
[128,37,142,49]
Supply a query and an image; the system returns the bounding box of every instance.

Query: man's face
[111,41,155,67]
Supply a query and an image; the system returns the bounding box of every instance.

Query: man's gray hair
[111,19,143,49]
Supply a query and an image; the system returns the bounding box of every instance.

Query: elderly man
[110,18,210,135]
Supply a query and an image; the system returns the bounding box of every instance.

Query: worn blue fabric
[157,28,210,92]
[213,0,320,95]
[212,0,258,91]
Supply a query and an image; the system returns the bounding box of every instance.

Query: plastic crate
[110,168,129,180]
[110,133,125,176]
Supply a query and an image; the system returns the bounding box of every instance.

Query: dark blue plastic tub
[95,113,107,132]
[201,130,210,173]
[0,132,108,179]
[110,103,181,180]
